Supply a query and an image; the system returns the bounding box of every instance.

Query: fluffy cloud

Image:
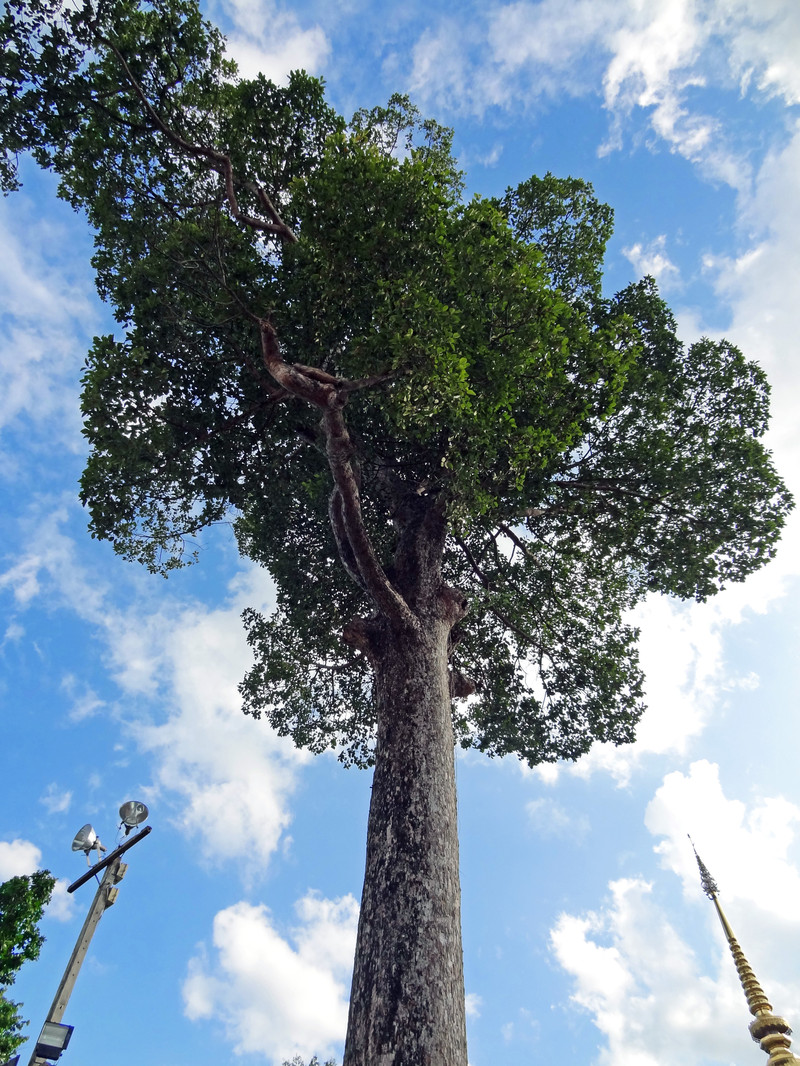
[550,762,800,1065]
[124,565,311,874]
[183,891,359,1063]
[0,838,42,879]
[39,783,73,815]
[1,504,308,876]
[722,0,800,106]
[465,991,482,1018]
[212,0,330,82]
[0,194,97,446]
[406,0,799,187]
[0,838,76,921]
[550,877,752,1066]
[646,760,800,925]
[622,235,682,291]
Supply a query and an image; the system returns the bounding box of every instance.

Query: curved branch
[329,486,368,593]
[259,321,418,631]
[99,35,297,243]
[497,523,530,557]
[291,363,394,394]
[323,401,418,631]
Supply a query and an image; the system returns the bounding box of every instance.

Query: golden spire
[690,837,800,1065]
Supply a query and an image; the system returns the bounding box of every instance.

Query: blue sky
[2,2,800,1065]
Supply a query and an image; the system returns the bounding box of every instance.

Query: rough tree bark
[261,321,471,1063]
[342,501,469,1066]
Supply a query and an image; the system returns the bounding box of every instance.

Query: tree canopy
[0,870,55,1060]
[0,0,791,773]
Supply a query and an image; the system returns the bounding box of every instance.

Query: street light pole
[27,859,123,1066]
[25,815,151,1065]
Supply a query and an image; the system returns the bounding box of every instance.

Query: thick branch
[322,401,418,630]
[329,487,369,593]
[291,363,394,394]
[259,322,333,404]
[259,322,418,630]
[99,36,297,243]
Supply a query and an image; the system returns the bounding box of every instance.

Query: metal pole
[27,826,151,1065]
[27,860,124,1066]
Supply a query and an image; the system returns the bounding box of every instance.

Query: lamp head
[119,800,149,835]
[34,1021,73,1060]
[71,823,106,866]
[71,824,97,853]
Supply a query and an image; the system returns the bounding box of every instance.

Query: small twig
[497,523,530,557]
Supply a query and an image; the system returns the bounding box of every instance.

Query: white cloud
[489,0,612,75]
[127,566,309,874]
[46,880,78,922]
[409,21,475,112]
[646,760,800,925]
[61,676,106,723]
[471,143,504,169]
[722,0,800,106]
[597,2,748,186]
[525,797,590,841]
[409,1,608,114]
[39,783,73,815]
[0,838,42,879]
[622,235,682,290]
[550,877,752,1066]
[0,503,109,616]
[406,0,799,190]
[0,196,97,444]
[183,891,359,1063]
[0,552,46,606]
[465,991,482,1018]
[0,839,75,921]
[2,620,24,644]
[2,504,308,876]
[213,0,330,82]
[550,764,800,1066]
[533,763,560,786]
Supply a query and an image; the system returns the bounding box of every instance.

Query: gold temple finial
[689,836,800,1065]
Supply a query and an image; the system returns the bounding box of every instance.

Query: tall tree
[0,871,56,1060]
[0,1,792,1062]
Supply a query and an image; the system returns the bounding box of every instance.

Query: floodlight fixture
[118,800,149,835]
[34,1021,73,1060]
[71,824,106,867]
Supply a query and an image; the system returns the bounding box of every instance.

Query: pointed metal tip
[690,836,720,899]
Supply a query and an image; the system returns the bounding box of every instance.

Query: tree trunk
[342,609,467,1066]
